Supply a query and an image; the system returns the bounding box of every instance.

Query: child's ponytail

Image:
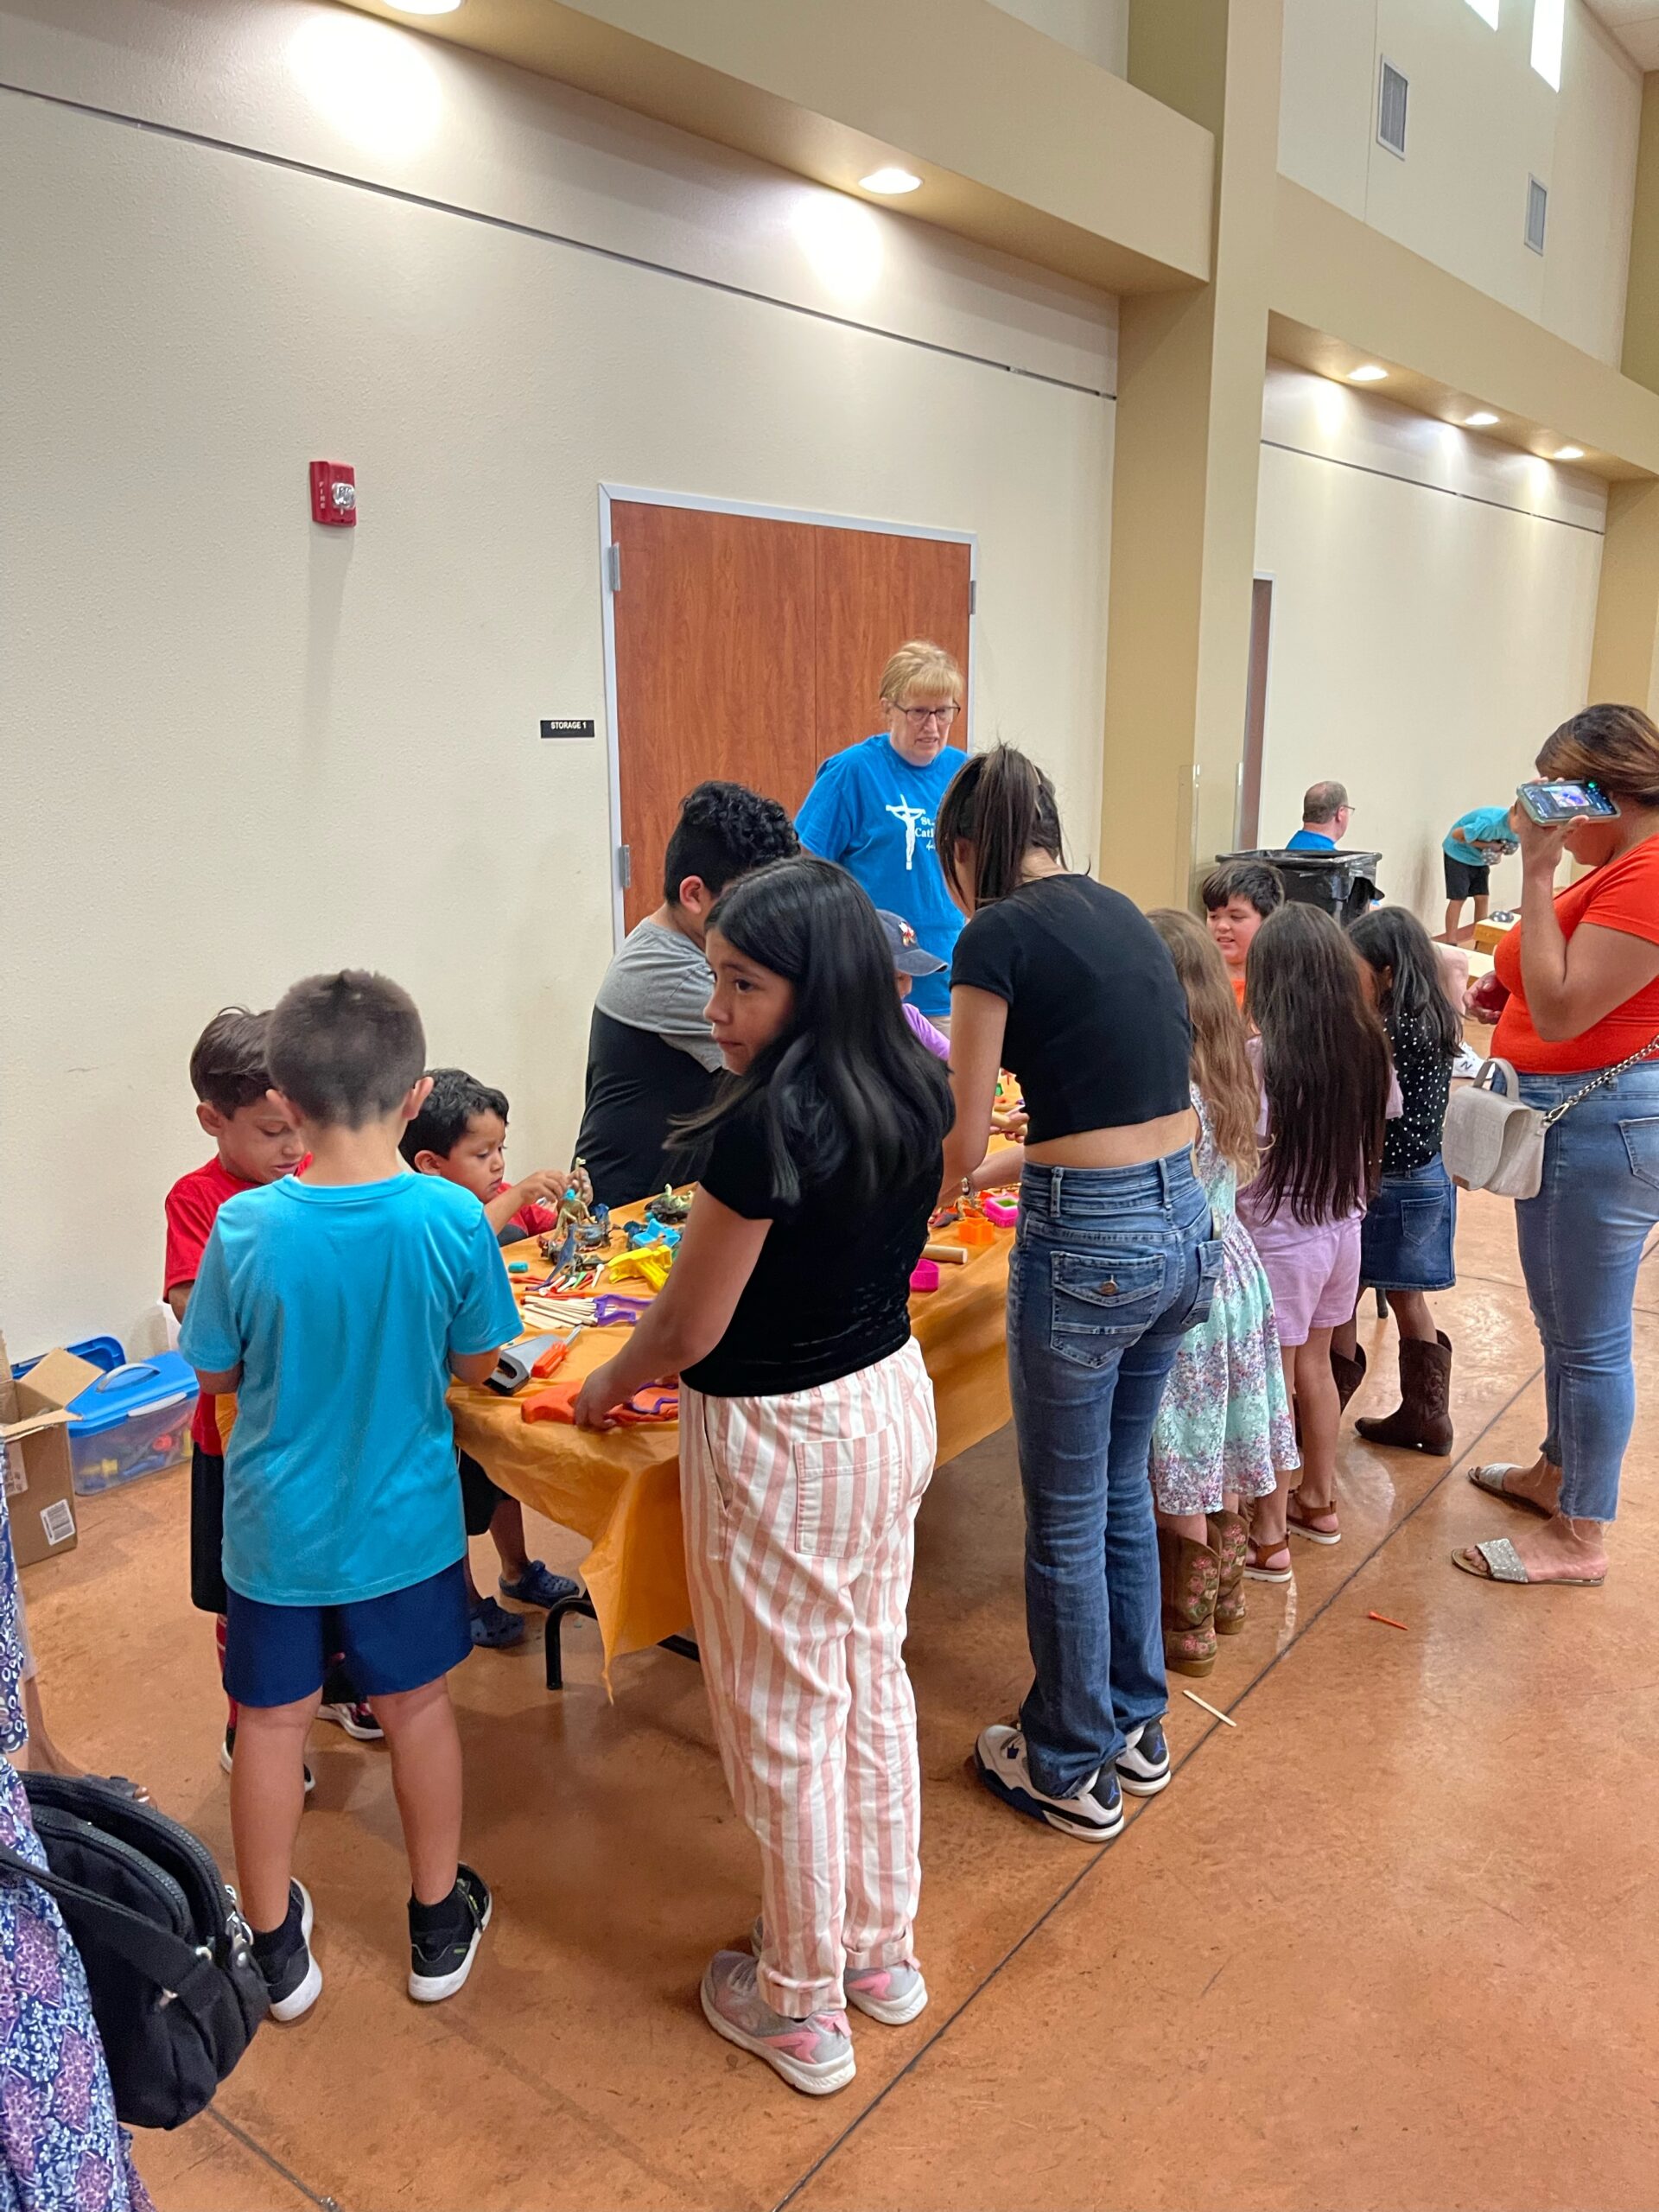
[936,744,1065,910]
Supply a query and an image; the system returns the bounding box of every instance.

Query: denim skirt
[1359,1154,1456,1292]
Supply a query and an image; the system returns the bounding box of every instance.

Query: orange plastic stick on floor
[1368,1611,1408,1630]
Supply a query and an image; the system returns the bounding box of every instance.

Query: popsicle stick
[1181,1688,1236,1728]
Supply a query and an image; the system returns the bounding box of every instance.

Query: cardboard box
[0,1331,84,1568]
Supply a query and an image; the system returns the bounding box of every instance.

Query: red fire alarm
[309,461,357,527]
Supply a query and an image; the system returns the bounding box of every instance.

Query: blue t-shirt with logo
[795,734,967,1016]
[180,1173,520,1607]
[1443,805,1519,862]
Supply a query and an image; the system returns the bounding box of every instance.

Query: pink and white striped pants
[681,1337,938,2018]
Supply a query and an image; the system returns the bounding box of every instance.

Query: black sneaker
[974,1723,1125,1841]
[408,1865,492,2003]
[317,1699,383,1742]
[221,1723,315,1795]
[253,1880,321,2022]
[1116,1718,1172,1797]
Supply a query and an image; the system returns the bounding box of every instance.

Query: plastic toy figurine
[646,1185,693,1226]
[577,1202,613,1251]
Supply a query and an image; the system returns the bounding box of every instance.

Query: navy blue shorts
[223,1560,471,1709]
[1360,1156,1457,1293]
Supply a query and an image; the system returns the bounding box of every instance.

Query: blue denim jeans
[1516,1060,1659,1522]
[1008,1150,1219,1799]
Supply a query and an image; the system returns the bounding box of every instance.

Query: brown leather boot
[1207,1510,1248,1636]
[1330,1342,1368,1413]
[1158,1526,1220,1678]
[1356,1332,1453,1455]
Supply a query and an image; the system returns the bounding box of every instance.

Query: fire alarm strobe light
[309,461,357,527]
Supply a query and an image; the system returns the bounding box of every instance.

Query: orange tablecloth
[448,1210,1014,1685]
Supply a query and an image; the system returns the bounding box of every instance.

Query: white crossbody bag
[1443,1038,1659,1200]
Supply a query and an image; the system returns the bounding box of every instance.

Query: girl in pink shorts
[1236,906,1398,1581]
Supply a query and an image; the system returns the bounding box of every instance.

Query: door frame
[597,484,978,948]
[1236,570,1276,852]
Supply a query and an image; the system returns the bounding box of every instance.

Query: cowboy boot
[1356,1332,1454,1455]
[1207,1510,1249,1636]
[1158,1526,1220,1678]
[1330,1342,1368,1414]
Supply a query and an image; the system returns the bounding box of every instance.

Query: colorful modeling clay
[909,1260,940,1294]
[982,1198,1019,1228]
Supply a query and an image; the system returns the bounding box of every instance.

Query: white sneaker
[974,1722,1125,1841]
[748,1916,928,2025]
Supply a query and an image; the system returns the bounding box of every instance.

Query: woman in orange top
[1461,703,1659,1589]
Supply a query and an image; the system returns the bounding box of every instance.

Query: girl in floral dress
[0,1484,153,2212]
[1145,910,1299,1675]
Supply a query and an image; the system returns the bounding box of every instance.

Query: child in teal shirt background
[1442,804,1518,940]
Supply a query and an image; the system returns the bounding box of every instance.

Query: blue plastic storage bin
[60,1355,198,1496]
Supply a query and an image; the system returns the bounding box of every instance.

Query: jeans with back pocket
[1515,1060,1659,1523]
[1008,1150,1220,1799]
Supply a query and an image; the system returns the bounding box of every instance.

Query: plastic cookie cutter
[592,1294,651,1328]
[982,1197,1019,1228]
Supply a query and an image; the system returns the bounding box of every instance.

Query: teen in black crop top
[951,874,1191,1143]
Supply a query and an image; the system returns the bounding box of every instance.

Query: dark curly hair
[663,781,799,906]
[188,1007,274,1116]
[398,1068,511,1168]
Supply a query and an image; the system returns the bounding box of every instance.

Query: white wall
[987,0,1129,73]
[1279,0,1641,364]
[0,0,1116,1354]
[1255,366,1605,921]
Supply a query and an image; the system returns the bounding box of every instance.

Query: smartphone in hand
[1516,780,1619,825]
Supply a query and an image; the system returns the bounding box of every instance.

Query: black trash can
[1214,848,1383,926]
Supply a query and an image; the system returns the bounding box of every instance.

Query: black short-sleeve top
[1382,1018,1452,1175]
[683,1098,940,1399]
[950,874,1192,1141]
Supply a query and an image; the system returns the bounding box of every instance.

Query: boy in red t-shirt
[399,1068,584,1648]
[165,1007,379,1771]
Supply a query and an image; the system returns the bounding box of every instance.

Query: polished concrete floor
[18,1189,1658,2211]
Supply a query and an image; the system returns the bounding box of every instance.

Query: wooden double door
[607,498,973,931]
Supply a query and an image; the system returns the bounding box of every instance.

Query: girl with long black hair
[575,856,952,2099]
[1236,905,1395,1577]
[1342,906,1462,1455]
[935,746,1216,1843]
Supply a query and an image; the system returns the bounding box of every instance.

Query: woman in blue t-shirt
[795,639,967,1021]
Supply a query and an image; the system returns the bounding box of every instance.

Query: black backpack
[0,1771,265,2129]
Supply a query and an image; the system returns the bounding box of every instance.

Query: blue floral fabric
[0,1488,153,2211]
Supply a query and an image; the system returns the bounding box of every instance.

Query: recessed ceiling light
[1465,410,1499,427]
[860,167,922,195]
[1554,445,1585,461]
[386,0,464,13]
[1348,365,1389,382]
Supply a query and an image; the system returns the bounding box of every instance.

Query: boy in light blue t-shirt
[181,969,519,2024]
[1442,804,1519,941]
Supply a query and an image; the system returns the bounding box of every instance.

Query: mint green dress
[1149,1090,1299,1515]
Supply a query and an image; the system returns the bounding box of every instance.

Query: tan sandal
[1243,1535,1293,1584]
[1286,1490,1341,1546]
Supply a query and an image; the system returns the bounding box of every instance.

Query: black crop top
[950,874,1192,1141]
[683,1098,940,1398]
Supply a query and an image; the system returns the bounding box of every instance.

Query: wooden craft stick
[1181,1688,1236,1729]
[922,1243,969,1266]
[1368,1611,1408,1630]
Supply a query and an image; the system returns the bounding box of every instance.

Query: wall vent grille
[1378,60,1408,156]
[1526,175,1548,255]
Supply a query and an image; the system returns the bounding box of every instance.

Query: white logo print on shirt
[887,801,931,870]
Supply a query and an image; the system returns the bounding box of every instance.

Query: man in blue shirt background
[795,639,966,1020]
[1285,780,1353,852]
[1442,802,1519,941]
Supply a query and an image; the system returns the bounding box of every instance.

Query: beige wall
[0,0,1115,1353]
[1279,0,1640,365]
[988,0,1128,73]
[1254,367,1605,922]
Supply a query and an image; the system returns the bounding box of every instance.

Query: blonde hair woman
[795,640,966,1021]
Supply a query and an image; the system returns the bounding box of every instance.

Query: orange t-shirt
[1230,973,1248,1007]
[1493,836,1659,1071]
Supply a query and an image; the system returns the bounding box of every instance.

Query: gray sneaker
[749,1916,928,2024]
[700,1949,855,2094]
